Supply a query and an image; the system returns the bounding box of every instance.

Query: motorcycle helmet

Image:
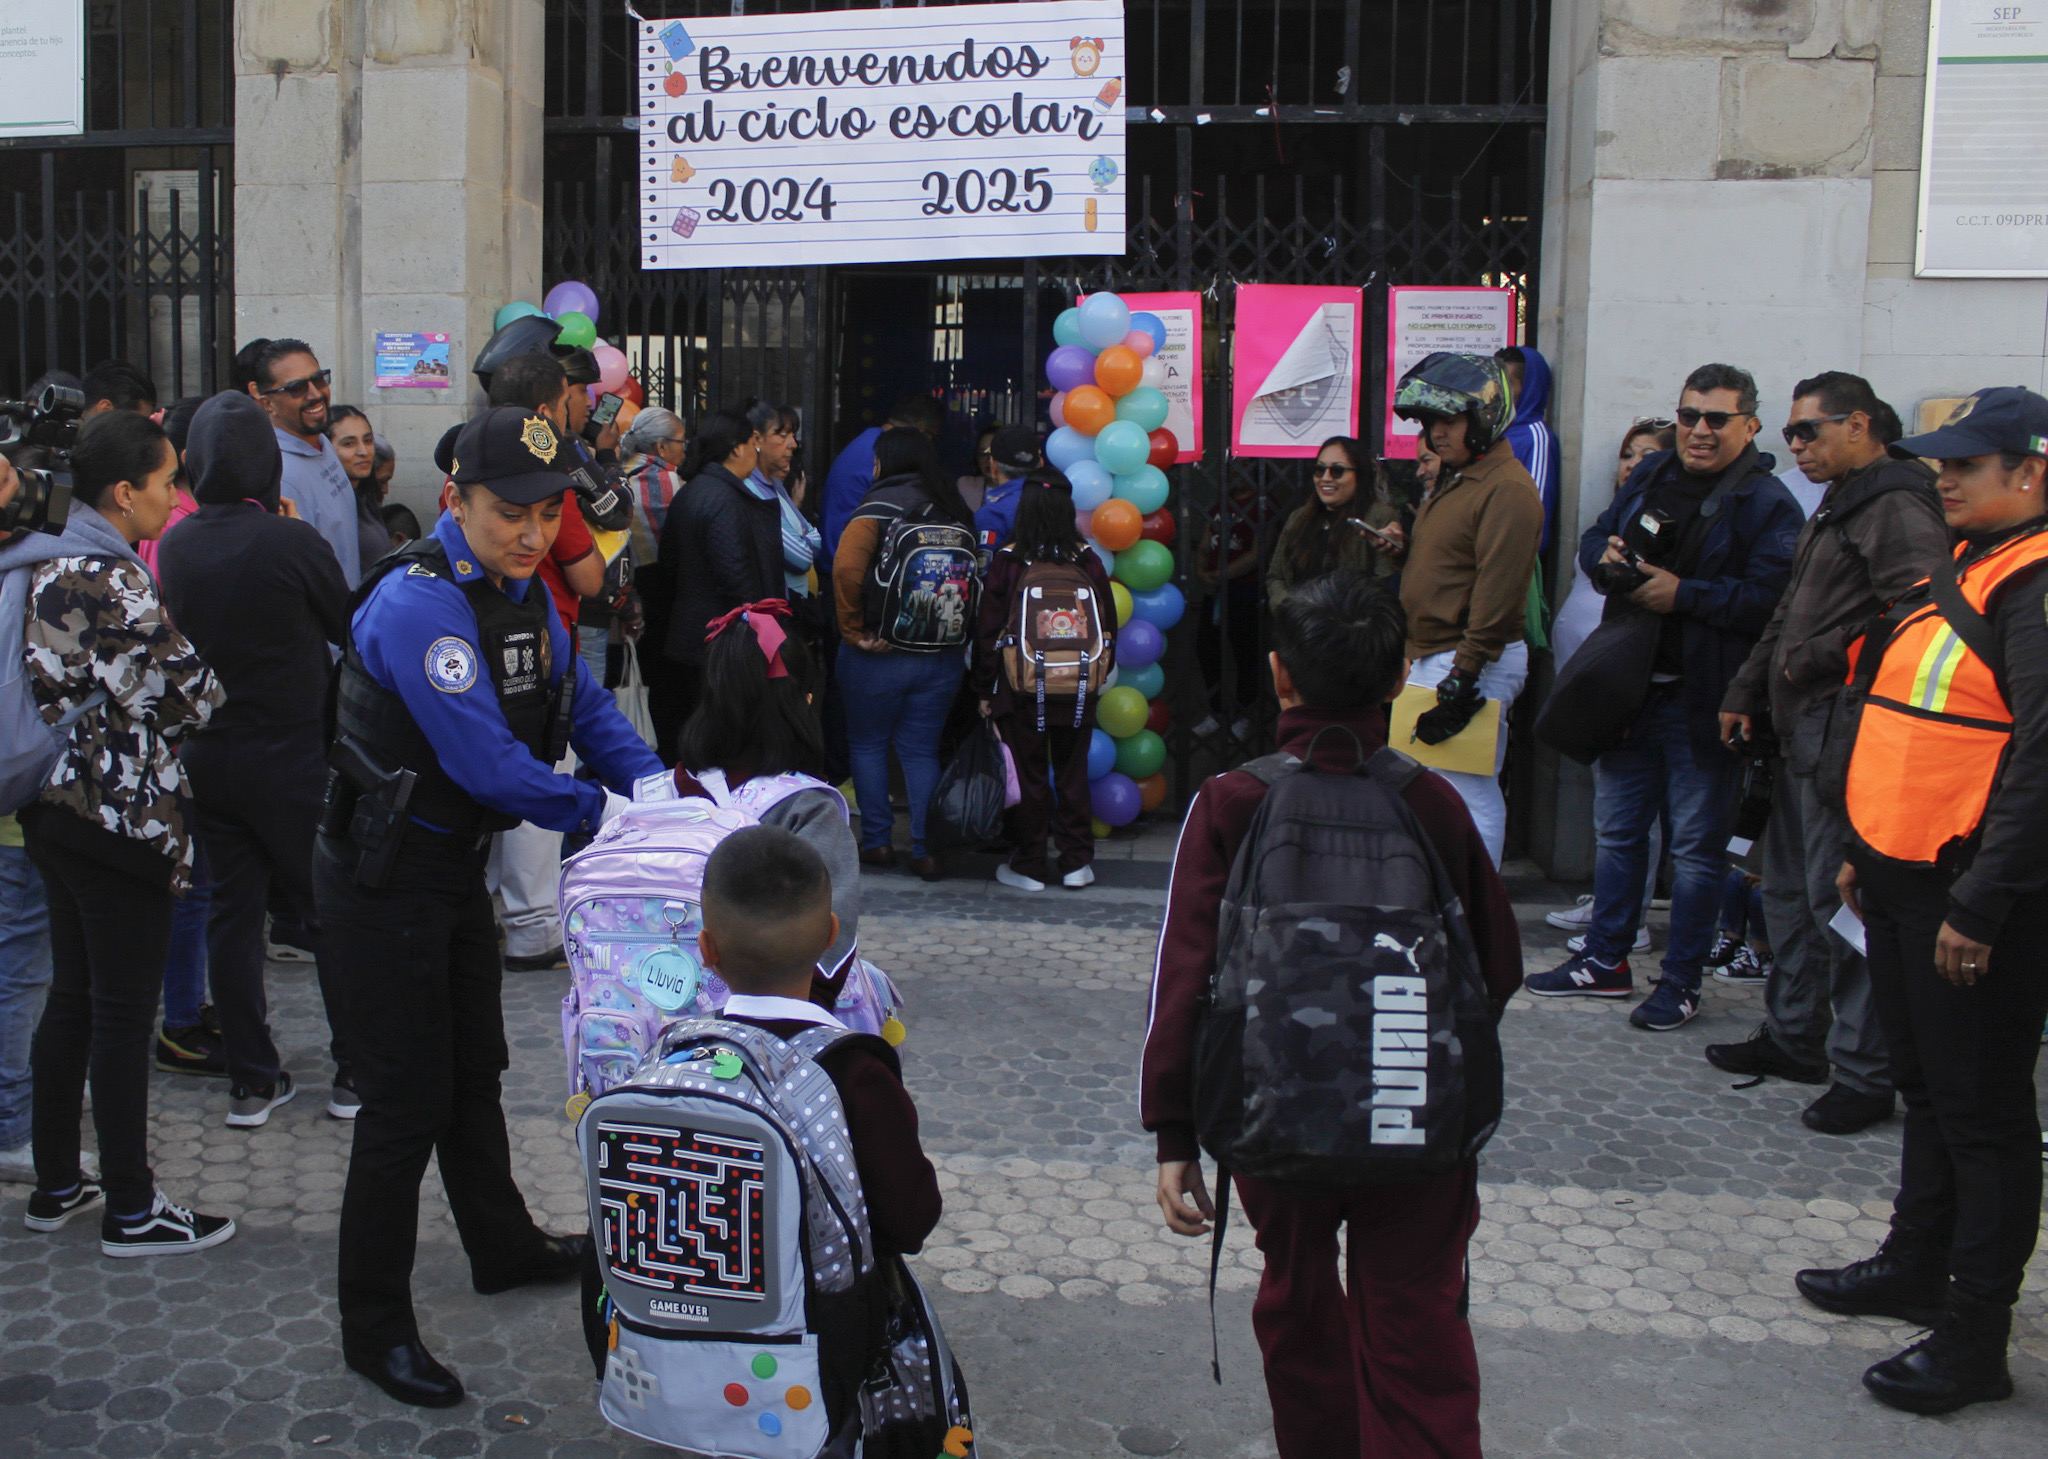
[1392,352,1515,455]
[473,314,602,390]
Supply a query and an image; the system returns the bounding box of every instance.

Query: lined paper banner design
[636,1,1128,270]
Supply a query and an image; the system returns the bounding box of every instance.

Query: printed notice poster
[0,0,84,138]
[1917,0,2048,276]
[1116,290,1203,462]
[1383,286,1517,458]
[636,1,1126,269]
[1231,285,1363,459]
[374,332,453,389]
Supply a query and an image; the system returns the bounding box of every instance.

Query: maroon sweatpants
[1234,1160,1481,1459]
[996,713,1094,880]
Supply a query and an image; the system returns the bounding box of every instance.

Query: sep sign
[636,1,1127,269]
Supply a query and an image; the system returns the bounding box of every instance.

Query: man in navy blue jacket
[1527,363,1801,1030]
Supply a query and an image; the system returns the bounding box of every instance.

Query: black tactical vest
[333,536,565,835]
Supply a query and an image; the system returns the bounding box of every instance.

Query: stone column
[235,0,544,512]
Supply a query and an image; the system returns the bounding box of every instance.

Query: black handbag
[1534,602,1663,765]
[925,720,1008,852]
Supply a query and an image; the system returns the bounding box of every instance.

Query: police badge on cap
[449,406,577,505]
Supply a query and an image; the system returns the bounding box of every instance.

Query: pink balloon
[592,344,630,394]
[1050,390,1068,429]
[1074,508,1097,542]
[1121,329,1156,359]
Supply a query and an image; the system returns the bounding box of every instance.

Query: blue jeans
[838,643,964,858]
[162,841,209,1029]
[1586,687,1738,988]
[578,622,609,692]
[1719,869,1765,944]
[0,845,51,1150]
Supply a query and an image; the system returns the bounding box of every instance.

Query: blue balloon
[1117,618,1164,670]
[1046,426,1094,472]
[1088,541,1116,576]
[1090,771,1143,827]
[1093,420,1151,475]
[1130,312,1168,353]
[1130,582,1186,631]
[1112,464,1169,514]
[1123,662,1166,700]
[1087,728,1118,780]
[1078,292,1132,350]
[1053,307,1085,349]
[1066,459,1114,511]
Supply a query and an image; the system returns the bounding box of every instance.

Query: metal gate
[545,0,1545,800]
[0,1,234,401]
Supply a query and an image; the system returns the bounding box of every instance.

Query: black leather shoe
[1796,1226,1948,1325]
[1802,1082,1895,1134]
[1863,1294,2015,1415]
[343,1339,464,1409]
[473,1232,590,1295]
[910,855,942,882]
[1703,1024,1828,1084]
[858,845,897,869]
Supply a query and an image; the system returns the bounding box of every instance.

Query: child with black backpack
[1140,570,1523,1459]
[972,474,1117,891]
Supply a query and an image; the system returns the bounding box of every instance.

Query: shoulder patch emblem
[406,562,437,578]
[425,636,479,693]
[521,415,559,463]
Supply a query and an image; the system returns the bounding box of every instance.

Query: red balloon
[1146,428,1179,468]
[1145,699,1172,735]
[619,378,645,406]
[1139,507,1175,546]
[1137,771,1170,811]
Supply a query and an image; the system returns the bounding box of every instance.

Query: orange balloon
[1092,498,1142,551]
[1137,771,1169,811]
[1063,384,1115,436]
[1094,344,1143,398]
[615,399,641,432]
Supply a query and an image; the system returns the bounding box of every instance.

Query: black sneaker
[1704,1023,1828,1083]
[226,1072,297,1128]
[1713,946,1772,984]
[1803,1082,1895,1135]
[1629,978,1700,1031]
[503,944,567,972]
[1705,931,1742,968]
[100,1190,235,1258]
[327,1074,361,1121]
[156,1023,228,1077]
[24,1180,105,1232]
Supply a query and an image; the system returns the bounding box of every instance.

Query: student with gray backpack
[1141,570,1522,1459]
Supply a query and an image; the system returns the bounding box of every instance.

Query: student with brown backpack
[972,474,1117,891]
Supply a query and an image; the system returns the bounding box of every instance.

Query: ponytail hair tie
[704,598,793,679]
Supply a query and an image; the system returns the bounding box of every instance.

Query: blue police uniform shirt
[352,511,665,833]
[974,476,1024,552]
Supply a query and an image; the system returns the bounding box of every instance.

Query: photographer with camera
[1525,364,1801,1031]
[80,361,157,421]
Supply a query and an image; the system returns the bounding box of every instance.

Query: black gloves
[1414,670,1485,745]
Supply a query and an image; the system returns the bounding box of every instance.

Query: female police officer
[1798,387,2048,1416]
[318,406,664,1407]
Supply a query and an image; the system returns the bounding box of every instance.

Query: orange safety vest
[1844,528,2048,865]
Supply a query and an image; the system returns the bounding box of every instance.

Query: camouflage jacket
[26,555,223,891]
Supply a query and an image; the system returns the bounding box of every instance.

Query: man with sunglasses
[1527,364,1801,1031]
[1709,373,1949,1134]
[244,338,361,588]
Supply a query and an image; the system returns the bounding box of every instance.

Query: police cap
[448,406,574,505]
[990,423,1040,472]
[1897,386,2048,462]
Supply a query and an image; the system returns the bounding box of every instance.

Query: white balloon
[1140,356,1169,391]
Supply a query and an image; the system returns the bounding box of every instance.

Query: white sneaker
[1191,715,1221,739]
[1061,866,1096,889]
[1229,717,1253,742]
[226,1071,297,1128]
[994,863,1045,892]
[1567,927,1651,954]
[0,1143,97,1186]
[1545,894,1596,930]
[100,1189,236,1258]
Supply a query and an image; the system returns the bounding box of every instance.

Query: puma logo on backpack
[867,503,979,652]
[998,559,1112,730]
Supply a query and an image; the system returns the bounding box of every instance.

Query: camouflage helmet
[1392,352,1515,455]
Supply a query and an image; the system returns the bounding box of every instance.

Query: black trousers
[998,712,1095,880]
[24,824,174,1215]
[185,727,351,1087]
[1852,851,2048,1307]
[318,826,550,1348]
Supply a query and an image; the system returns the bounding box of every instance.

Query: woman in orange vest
[1800,387,2048,1417]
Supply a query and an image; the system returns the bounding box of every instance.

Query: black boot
[1796,1226,1948,1325]
[1863,1292,2015,1415]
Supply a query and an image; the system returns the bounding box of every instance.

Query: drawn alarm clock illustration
[1070,37,1104,77]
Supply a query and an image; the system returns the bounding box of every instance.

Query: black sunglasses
[261,369,333,399]
[1675,407,1748,432]
[1782,413,1852,446]
[1311,463,1355,478]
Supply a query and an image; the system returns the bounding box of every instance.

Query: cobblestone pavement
[2,860,2044,1458]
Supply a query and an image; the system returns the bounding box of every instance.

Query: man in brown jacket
[1711,372,1951,1135]
[1393,353,1545,865]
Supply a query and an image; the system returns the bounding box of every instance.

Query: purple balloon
[543,280,599,324]
[1117,618,1164,670]
[1090,771,1143,827]
[1046,345,1098,394]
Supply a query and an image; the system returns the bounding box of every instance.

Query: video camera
[0,382,85,540]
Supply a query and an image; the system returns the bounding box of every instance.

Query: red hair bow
[704,598,793,679]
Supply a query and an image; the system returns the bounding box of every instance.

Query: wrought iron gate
[546,0,1546,802]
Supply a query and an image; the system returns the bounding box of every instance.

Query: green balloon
[1114,728,1166,779]
[1113,539,1174,593]
[495,300,543,330]
[555,310,598,349]
[1114,386,1169,433]
[1053,308,1084,349]
[1096,685,1150,739]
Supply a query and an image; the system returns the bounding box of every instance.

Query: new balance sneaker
[1525,952,1633,999]
[1705,932,1742,968]
[1630,979,1700,1031]
[1714,945,1772,984]
[24,1180,103,1231]
[1566,926,1650,955]
[327,1074,361,1121]
[1544,894,1596,931]
[100,1190,235,1258]
[226,1072,297,1128]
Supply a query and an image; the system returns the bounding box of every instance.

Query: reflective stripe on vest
[1844,529,2048,865]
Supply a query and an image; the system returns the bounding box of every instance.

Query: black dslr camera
[0,382,85,540]
[1591,546,1651,597]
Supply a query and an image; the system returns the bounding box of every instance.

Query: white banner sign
[635,1,1127,270]
[0,1,84,138]
[1916,0,2048,277]
[1383,286,1517,457]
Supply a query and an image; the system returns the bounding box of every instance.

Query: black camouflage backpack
[1191,731,1503,1189]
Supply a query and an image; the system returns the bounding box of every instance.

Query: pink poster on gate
[1229,284,1363,459]
[1115,290,1204,463]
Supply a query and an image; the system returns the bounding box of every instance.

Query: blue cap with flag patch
[1896,386,2048,462]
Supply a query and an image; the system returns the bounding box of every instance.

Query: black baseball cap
[433,423,461,476]
[448,407,574,504]
[991,423,1040,472]
[1896,387,2048,462]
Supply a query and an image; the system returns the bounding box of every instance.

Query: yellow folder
[1387,684,1500,776]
